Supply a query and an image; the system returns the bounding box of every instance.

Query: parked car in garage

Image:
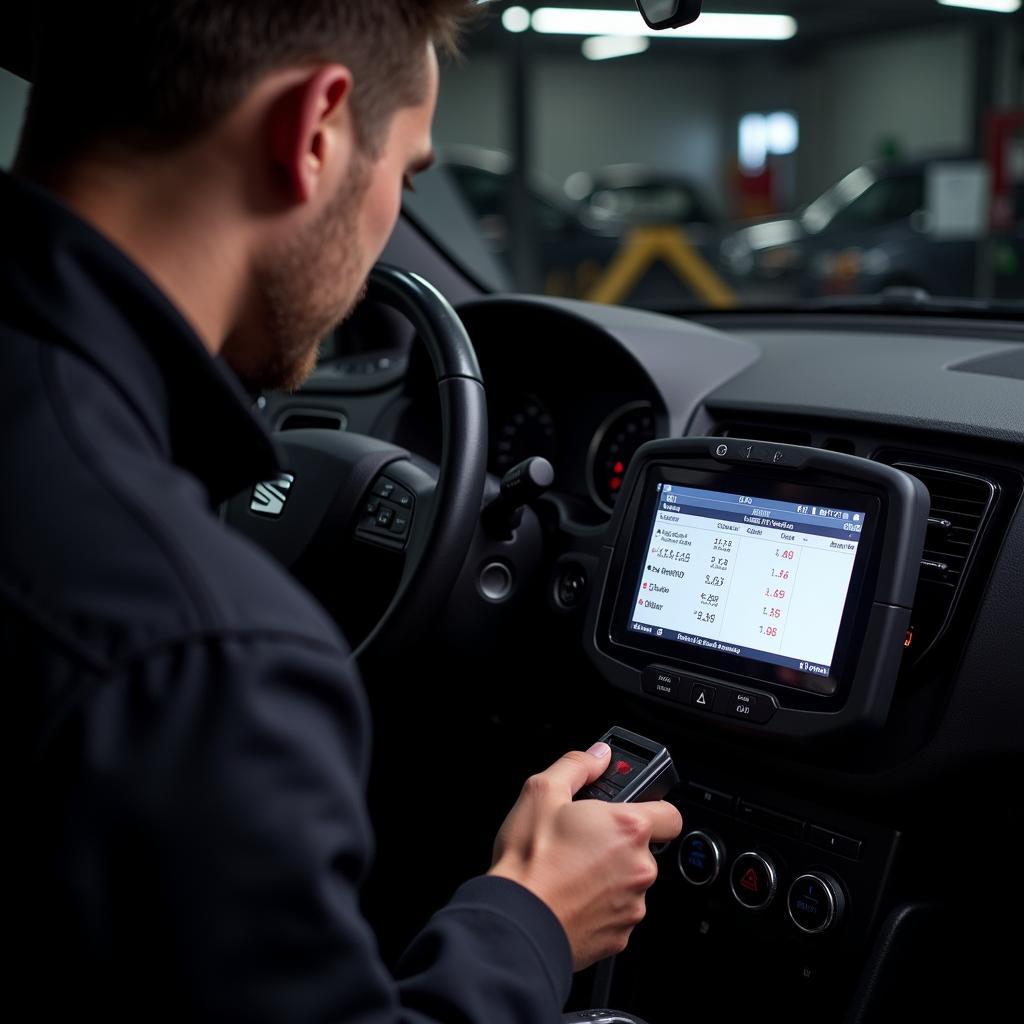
[565,163,720,237]
[720,155,1021,300]
[438,144,620,294]
[439,147,729,308]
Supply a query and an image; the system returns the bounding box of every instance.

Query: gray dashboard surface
[463,295,761,437]
[703,330,1024,445]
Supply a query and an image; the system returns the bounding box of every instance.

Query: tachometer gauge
[588,401,657,513]
[492,394,557,472]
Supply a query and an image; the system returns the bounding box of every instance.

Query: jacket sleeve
[57,632,573,1024]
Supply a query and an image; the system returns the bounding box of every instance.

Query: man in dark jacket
[4,3,681,1021]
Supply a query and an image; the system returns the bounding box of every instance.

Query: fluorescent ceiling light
[530,9,798,40]
[582,35,651,60]
[502,6,531,33]
[937,0,1020,11]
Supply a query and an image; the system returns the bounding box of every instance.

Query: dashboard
[274,293,1024,1022]
[381,297,758,523]
[291,295,1024,774]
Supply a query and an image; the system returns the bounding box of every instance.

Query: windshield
[2,4,1023,313]
[410,1,1024,313]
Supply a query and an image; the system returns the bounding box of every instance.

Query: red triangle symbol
[740,868,760,892]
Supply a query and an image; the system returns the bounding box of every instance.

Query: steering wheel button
[390,514,410,536]
[375,507,394,529]
[365,500,379,516]
[372,478,396,499]
[393,490,413,509]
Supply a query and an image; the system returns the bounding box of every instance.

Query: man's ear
[268,65,354,204]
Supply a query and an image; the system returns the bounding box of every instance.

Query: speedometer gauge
[588,401,657,513]
[492,394,557,472]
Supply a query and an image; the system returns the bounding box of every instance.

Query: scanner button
[606,749,648,780]
[642,666,688,703]
[714,687,776,724]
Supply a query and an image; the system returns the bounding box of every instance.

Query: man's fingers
[540,744,611,797]
[632,801,684,843]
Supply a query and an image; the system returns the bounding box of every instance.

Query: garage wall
[809,26,974,196]
[2,25,983,214]
[433,54,508,156]
[436,25,978,216]
[434,51,730,212]
[721,25,976,207]
[532,55,729,211]
[0,68,29,169]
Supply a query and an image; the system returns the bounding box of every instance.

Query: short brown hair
[19,0,475,172]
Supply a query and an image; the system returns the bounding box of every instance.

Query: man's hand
[488,744,683,971]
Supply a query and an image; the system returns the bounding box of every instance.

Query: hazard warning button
[689,683,718,712]
[729,851,778,911]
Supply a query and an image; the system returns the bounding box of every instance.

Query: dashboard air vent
[716,423,812,447]
[888,462,998,659]
[278,410,348,432]
[894,463,996,584]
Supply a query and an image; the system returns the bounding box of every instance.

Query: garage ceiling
[468,0,1023,53]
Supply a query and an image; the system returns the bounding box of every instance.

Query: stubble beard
[245,160,371,393]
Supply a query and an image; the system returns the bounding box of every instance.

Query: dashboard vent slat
[896,463,995,585]
[706,424,1007,667]
[716,423,813,447]
[888,461,998,660]
[277,409,348,433]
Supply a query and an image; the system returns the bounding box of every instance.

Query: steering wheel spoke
[226,264,487,664]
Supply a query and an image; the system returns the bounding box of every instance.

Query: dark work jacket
[1,170,572,1022]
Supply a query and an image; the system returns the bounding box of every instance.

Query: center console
[579,439,933,1019]
[585,438,930,739]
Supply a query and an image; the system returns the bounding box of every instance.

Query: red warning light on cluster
[609,477,622,492]
[614,461,625,474]
[614,760,632,775]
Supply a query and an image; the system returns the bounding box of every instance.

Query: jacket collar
[0,170,280,504]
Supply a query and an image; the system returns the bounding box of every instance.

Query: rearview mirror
[636,0,703,30]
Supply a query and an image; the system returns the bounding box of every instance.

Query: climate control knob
[677,830,724,887]
[787,872,847,935]
[729,851,778,911]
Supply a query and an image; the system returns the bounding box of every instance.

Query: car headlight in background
[720,236,754,276]
[721,237,801,278]
[813,247,891,286]
[756,243,802,275]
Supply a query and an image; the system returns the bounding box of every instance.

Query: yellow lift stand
[584,225,738,309]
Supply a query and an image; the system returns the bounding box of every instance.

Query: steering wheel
[226,264,488,663]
